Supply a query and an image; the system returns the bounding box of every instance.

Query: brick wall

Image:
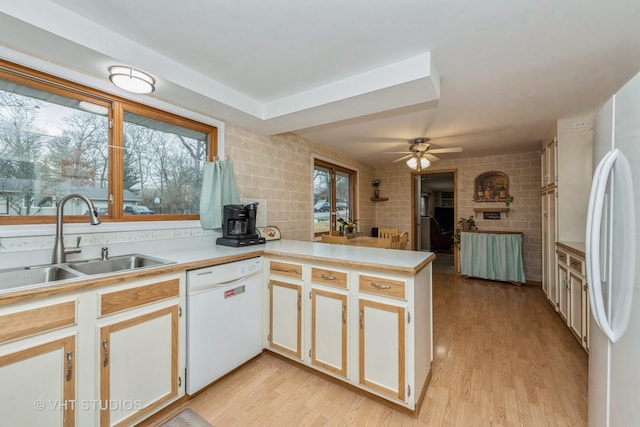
[372,152,542,282]
[225,124,376,241]
[226,123,541,281]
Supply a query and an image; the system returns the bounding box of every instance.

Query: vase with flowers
[337,217,359,235]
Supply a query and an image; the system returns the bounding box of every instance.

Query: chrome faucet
[52,193,102,264]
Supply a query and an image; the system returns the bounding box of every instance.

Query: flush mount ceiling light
[108,66,155,94]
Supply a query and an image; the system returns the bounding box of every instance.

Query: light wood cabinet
[555,245,589,352]
[542,187,557,303]
[311,289,347,377]
[358,298,405,401]
[96,277,183,427]
[264,257,432,412]
[541,118,592,307]
[268,260,304,360]
[541,136,556,188]
[269,280,302,359]
[99,306,179,427]
[0,273,185,427]
[557,259,569,322]
[309,265,348,377]
[0,299,77,426]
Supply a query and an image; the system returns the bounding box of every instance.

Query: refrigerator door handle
[586,148,636,343]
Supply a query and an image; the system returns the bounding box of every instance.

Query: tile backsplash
[0,227,217,254]
[0,198,267,255]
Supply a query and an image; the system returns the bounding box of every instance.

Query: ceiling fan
[387,137,463,170]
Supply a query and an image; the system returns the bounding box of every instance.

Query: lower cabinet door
[311,288,347,377]
[0,335,76,427]
[269,280,302,359]
[358,299,405,401]
[557,263,569,322]
[569,274,584,341]
[99,305,179,427]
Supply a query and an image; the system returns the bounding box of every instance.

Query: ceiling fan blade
[425,153,440,162]
[428,147,463,154]
[384,151,413,154]
[392,154,414,163]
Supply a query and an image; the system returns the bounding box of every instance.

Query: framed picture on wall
[473,171,509,202]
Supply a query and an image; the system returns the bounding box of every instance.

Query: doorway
[412,170,457,272]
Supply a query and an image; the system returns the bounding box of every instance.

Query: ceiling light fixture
[406,155,430,171]
[108,66,155,94]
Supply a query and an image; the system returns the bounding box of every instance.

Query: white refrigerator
[586,70,640,426]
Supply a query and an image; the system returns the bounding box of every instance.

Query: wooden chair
[390,231,409,250]
[321,235,347,244]
[378,228,399,239]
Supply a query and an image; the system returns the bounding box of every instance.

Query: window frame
[313,158,358,237]
[0,59,217,224]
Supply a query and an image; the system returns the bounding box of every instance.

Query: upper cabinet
[541,117,593,310]
[541,136,557,189]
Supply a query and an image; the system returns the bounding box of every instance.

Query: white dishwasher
[186,257,263,395]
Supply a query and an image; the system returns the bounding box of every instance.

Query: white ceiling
[1,0,640,166]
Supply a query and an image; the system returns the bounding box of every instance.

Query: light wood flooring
[146,269,588,426]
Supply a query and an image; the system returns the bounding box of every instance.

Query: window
[313,159,357,236]
[0,60,217,223]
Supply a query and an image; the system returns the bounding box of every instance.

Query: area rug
[159,408,212,427]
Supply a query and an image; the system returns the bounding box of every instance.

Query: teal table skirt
[460,232,526,284]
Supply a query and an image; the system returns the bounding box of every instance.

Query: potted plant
[454,216,477,247]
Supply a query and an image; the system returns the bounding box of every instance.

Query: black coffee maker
[216,203,266,247]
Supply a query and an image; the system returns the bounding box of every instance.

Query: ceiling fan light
[108,66,155,94]
[406,156,418,169]
[420,157,430,169]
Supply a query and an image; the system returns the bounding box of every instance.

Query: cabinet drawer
[359,274,405,300]
[569,257,584,275]
[557,251,567,264]
[100,279,179,316]
[0,300,76,343]
[311,267,348,289]
[270,261,303,280]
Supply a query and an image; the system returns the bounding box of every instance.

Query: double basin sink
[0,254,174,292]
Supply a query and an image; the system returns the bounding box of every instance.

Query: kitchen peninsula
[0,237,434,425]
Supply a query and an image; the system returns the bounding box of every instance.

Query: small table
[344,236,394,249]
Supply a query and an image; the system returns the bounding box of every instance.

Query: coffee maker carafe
[217,203,266,247]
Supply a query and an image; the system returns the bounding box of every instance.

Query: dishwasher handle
[187,270,261,295]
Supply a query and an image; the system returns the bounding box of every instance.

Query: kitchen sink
[0,253,174,293]
[0,265,80,291]
[66,254,173,275]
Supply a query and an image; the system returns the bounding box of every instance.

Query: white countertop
[556,241,585,257]
[0,237,435,304]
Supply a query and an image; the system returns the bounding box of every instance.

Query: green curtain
[199,160,240,230]
[460,232,526,283]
